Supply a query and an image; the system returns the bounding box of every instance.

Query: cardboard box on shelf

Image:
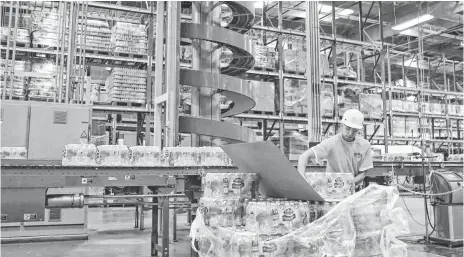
[448,104,458,115]
[430,102,443,115]
[321,84,334,118]
[321,91,334,117]
[420,102,431,114]
[338,102,359,117]
[404,101,418,113]
[366,123,385,138]
[391,117,406,138]
[405,118,420,138]
[458,105,464,116]
[251,81,275,112]
[391,100,404,112]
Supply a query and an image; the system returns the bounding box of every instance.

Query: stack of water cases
[61,145,233,167]
[110,22,147,55]
[192,184,410,257]
[105,68,147,104]
[197,172,259,256]
[0,60,30,98]
[77,20,111,52]
[29,60,61,98]
[304,172,354,212]
[194,170,350,256]
[1,27,30,45]
[1,147,28,159]
[30,7,61,47]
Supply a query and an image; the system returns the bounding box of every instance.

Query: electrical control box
[1,100,92,159]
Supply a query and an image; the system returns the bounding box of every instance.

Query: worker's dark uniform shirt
[309,133,373,177]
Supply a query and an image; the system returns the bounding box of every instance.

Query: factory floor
[2,196,463,257]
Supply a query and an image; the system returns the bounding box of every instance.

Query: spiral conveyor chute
[178,1,257,144]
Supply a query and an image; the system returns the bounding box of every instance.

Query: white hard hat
[342,109,364,129]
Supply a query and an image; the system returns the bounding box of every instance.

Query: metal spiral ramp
[178,1,256,144]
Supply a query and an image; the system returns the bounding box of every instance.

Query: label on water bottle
[272,209,279,226]
[334,177,344,188]
[223,178,229,194]
[282,208,296,222]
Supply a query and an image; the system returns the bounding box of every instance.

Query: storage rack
[225,2,464,157]
[4,1,460,154]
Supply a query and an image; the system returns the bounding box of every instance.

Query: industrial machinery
[1,100,91,242]
[429,171,463,247]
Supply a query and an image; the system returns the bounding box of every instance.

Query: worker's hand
[354,172,366,185]
[355,182,364,192]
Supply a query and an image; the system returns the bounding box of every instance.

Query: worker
[298,109,373,191]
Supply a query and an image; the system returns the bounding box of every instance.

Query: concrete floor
[1,196,463,257]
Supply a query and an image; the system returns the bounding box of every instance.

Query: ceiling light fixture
[318,4,354,21]
[392,14,434,31]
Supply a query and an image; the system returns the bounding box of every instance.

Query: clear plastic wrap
[1,147,27,159]
[62,144,98,166]
[202,173,258,198]
[97,145,130,166]
[284,79,309,114]
[198,147,232,166]
[191,185,409,257]
[304,172,354,200]
[163,147,200,166]
[129,146,163,166]
[360,94,383,119]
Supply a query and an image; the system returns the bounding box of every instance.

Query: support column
[306,1,321,141]
[191,2,222,147]
[277,1,284,150]
[153,1,166,147]
[145,1,155,146]
[379,1,388,153]
[165,1,181,147]
[331,2,339,133]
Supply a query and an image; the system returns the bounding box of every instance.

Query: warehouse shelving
[4,1,461,153]
[2,1,462,149]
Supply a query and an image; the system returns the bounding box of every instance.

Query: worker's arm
[356,146,374,189]
[298,138,333,176]
[297,149,315,176]
[354,169,369,185]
